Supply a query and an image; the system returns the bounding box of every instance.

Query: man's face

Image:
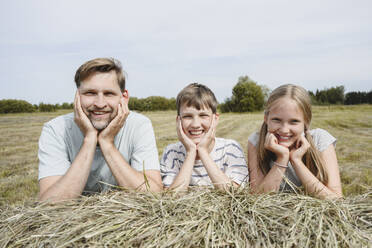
[179,103,216,144]
[79,71,127,131]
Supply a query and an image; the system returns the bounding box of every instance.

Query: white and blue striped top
[160,138,249,187]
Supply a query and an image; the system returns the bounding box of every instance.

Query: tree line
[1,78,371,114]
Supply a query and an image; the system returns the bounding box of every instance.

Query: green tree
[230,76,265,112]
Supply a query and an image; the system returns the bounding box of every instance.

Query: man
[38,58,163,202]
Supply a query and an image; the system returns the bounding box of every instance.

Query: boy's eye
[182,115,192,119]
[200,114,209,118]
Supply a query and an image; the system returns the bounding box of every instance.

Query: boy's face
[179,103,217,144]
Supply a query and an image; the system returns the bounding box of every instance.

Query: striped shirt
[160,138,248,187]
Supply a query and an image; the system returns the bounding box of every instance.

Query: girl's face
[265,97,306,148]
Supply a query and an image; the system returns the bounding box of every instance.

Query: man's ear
[122,90,129,104]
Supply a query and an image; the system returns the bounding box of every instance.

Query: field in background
[1,105,372,206]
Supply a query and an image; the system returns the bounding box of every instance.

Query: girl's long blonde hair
[257,84,328,184]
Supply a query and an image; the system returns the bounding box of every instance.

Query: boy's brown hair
[176,83,218,115]
[74,58,126,92]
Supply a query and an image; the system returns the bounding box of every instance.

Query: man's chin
[91,121,109,131]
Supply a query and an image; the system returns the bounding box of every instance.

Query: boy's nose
[190,117,201,127]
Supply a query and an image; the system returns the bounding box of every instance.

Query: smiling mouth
[189,130,204,136]
[90,111,111,118]
[275,134,291,141]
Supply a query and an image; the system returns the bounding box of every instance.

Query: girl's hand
[176,116,197,153]
[264,132,289,159]
[289,135,310,163]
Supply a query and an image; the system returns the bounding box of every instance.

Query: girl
[247,84,342,199]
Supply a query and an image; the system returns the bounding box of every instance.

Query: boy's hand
[98,97,129,145]
[264,132,289,159]
[74,90,98,138]
[289,135,310,163]
[176,116,197,153]
[197,114,217,154]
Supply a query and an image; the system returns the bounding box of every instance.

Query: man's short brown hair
[176,83,218,115]
[74,58,126,92]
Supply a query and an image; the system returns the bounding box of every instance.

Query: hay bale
[1,188,371,247]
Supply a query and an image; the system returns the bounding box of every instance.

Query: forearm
[100,141,162,192]
[291,159,342,199]
[198,150,237,190]
[253,156,288,193]
[39,136,97,201]
[168,150,196,191]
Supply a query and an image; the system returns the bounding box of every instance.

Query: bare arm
[98,97,163,192]
[99,140,163,192]
[247,142,289,193]
[39,91,98,202]
[167,117,197,191]
[290,137,342,199]
[198,115,239,190]
[39,134,97,201]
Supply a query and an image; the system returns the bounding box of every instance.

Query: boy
[160,83,248,190]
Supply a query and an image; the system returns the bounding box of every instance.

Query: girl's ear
[264,113,268,124]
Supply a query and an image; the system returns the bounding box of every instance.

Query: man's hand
[176,116,197,153]
[197,114,217,154]
[289,135,310,164]
[98,97,129,145]
[264,132,289,160]
[74,90,98,138]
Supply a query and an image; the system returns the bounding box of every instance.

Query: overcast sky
[1,0,371,104]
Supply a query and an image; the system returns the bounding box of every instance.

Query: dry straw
[1,188,371,247]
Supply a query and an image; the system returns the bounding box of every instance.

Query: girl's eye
[182,116,192,119]
[272,118,280,122]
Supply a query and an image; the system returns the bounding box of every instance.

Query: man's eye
[85,92,95,96]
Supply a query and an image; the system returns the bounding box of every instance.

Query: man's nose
[93,94,107,109]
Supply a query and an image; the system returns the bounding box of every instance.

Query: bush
[0,99,35,113]
[128,96,176,111]
[38,103,57,112]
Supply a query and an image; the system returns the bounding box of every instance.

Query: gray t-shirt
[38,111,160,193]
[248,128,336,191]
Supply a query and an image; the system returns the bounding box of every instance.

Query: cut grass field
[0,105,372,206]
[1,105,372,247]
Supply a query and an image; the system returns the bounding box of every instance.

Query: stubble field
[1,105,372,206]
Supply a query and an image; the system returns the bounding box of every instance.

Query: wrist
[84,132,98,144]
[98,138,115,150]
